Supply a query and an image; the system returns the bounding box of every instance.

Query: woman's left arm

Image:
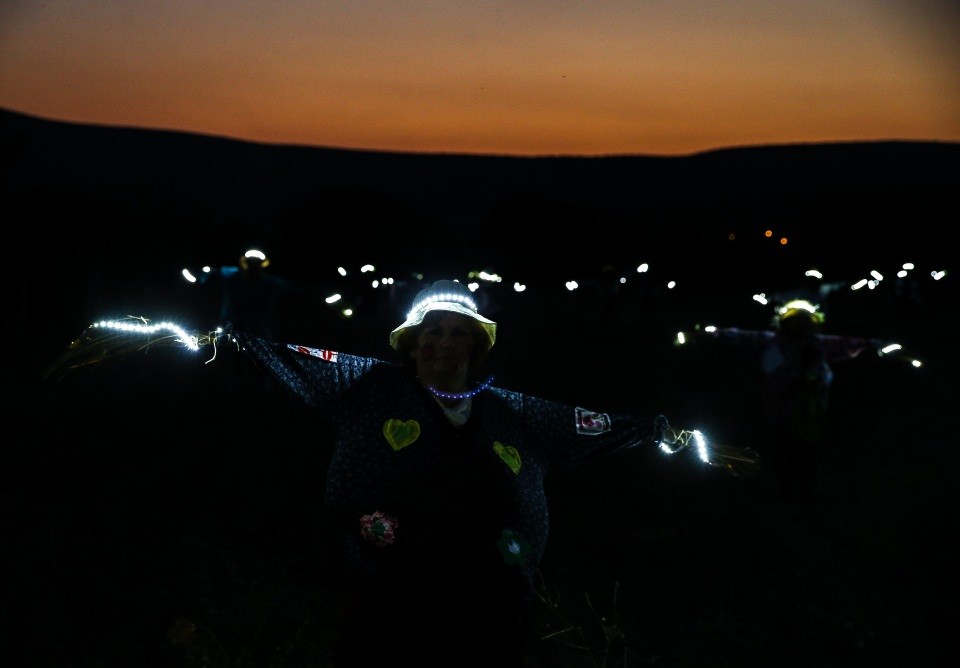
[515,392,760,478]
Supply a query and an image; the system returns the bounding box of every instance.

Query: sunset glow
[1,1,957,156]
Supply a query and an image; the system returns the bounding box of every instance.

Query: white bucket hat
[389,280,497,351]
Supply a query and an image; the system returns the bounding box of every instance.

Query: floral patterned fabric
[234,331,662,610]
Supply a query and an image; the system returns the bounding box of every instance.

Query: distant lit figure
[182,248,304,401]
[183,248,294,341]
[684,300,882,502]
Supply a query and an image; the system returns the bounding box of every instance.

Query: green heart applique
[493,442,521,474]
[383,419,421,451]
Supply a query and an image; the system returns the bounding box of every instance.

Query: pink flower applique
[359,511,399,547]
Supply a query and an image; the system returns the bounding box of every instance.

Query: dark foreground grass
[8,278,954,667]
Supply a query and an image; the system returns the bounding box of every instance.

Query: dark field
[4,110,957,666]
[7,268,956,668]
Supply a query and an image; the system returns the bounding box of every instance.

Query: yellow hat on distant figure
[776,299,825,325]
[239,248,270,270]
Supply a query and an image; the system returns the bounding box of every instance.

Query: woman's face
[409,312,476,384]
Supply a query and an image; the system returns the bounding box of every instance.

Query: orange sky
[1,1,957,156]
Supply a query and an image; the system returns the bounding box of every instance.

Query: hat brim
[389,301,496,350]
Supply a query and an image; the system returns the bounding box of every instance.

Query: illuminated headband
[389,280,497,351]
[776,299,825,325]
[240,248,270,269]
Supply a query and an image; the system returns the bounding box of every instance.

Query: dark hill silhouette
[3,106,957,283]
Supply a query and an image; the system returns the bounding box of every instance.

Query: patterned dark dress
[233,331,666,664]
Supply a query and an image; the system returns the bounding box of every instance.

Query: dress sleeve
[713,327,776,348]
[514,391,665,469]
[231,331,381,407]
[817,333,880,362]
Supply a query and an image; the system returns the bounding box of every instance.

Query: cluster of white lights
[658,429,710,464]
[408,292,479,319]
[776,299,819,317]
[876,343,923,367]
[674,325,716,346]
[183,257,949,340]
[91,319,200,351]
[181,265,212,283]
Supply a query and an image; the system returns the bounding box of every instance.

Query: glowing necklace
[426,376,494,401]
